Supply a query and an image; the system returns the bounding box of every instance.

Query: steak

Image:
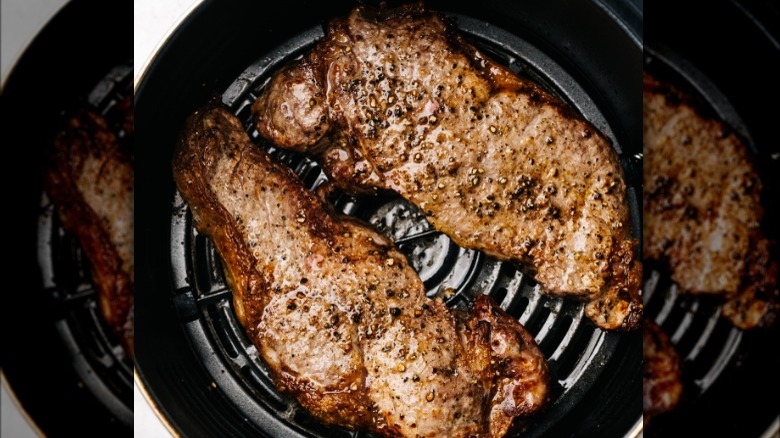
[45,103,134,357]
[173,106,549,437]
[642,319,682,424]
[253,4,641,330]
[643,74,778,329]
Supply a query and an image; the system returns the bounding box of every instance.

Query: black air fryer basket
[643,1,780,436]
[134,1,643,436]
[1,0,133,435]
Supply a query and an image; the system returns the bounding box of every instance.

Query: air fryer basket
[135,1,642,437]
[1,1,133,435]
[643,1,780,436]
[36,61,134,427]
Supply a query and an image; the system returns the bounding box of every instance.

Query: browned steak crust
[173,106,549,437]
[45,109,134,357]
[643,73,778,329]
[642,319,682,424]
[254,4,641,330]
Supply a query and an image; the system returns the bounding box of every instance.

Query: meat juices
[173,106,548,437]
[644,74,778,329]
[45,103,135,357]
[254,4,642,331]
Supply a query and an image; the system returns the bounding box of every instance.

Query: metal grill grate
[36,61,134,427]
[644,270,742,396]
[169,15,642,437]
[643,46,760,414]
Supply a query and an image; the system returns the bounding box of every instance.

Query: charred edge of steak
[642,319,682,424]
[473,295,551,420]
[174,105,270,329]
[45,110,134,358]
[722,236,779,329]
[445,33,582,125]
[583,236,643,331]
[273,370,380,430]
[356,1,424,22]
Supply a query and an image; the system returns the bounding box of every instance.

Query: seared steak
[254,4,641,330]
[173,106,549,437]
[642,320,682,424]
[45,105,134,357]
[643,74,778,329]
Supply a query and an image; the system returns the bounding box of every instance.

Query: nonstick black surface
[1,0,133,435]
[135,1,642,437]
[644,1,780,436]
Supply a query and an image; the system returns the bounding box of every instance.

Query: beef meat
[643,74,778,329]
[642,319,682,424]
[45,106,134,357]
[254,4,641,330]
[173,106,549,437]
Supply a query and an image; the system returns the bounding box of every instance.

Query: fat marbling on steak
[45,101,134,357]
[643,74,778,329]
[254,4,642,330]
[173,106,548,437]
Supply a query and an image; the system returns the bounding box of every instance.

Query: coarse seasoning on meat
[45,99,135,357]
[174,106,548,438]
[254,4,642,331]
[643,73,778,329]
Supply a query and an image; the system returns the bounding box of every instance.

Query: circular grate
[643,46,752,398]
[643,270,742,395]
[37,61,134,428]
[168,14,642,437]
[642,45,780,437]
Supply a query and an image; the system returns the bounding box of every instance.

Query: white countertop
[134,0,202,82]
[0,0,67,86]
[134,1,203,436]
